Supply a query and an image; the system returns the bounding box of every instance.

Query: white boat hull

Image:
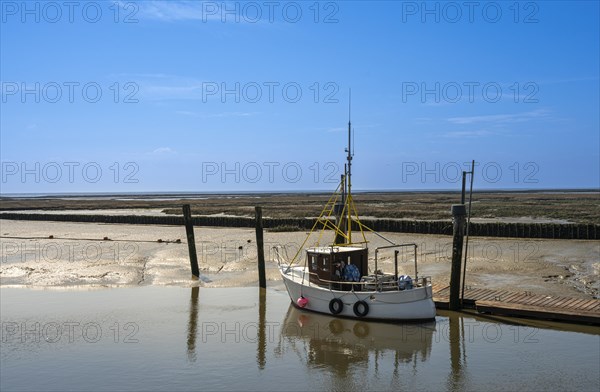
[280,265,437,321]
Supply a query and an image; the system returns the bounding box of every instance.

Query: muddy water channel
[1,286,598,391]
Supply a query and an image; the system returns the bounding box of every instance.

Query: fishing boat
[276,107,436,322]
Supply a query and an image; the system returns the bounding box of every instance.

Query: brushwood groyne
[0,212,597,240]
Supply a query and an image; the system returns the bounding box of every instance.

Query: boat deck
[433,285,600,325]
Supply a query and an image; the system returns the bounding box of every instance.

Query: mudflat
[1,218,597,298]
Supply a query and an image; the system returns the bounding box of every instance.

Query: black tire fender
[353,300,369,317]
[329,298,344,314]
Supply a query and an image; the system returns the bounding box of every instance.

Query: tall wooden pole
[255,206,266,289]
[461,160,476,302]
[449,204,466,310]
[182,204,200,278]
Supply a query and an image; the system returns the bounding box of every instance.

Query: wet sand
[1,218,598,298]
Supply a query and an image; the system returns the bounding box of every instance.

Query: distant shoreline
[2,188,598,200]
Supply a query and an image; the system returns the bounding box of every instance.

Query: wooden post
[394,250,399,280]
[449,204,466,310]
[255,206,266,289]
[182,204,200,278]
[461,172,467,204]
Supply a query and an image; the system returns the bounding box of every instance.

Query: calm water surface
[1,286,598,391]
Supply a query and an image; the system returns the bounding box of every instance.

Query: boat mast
[346,90,352,244]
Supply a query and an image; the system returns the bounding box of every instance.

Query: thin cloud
[135,1,210,22]
[175,110,197,116]
[122,74,206,100]
[175,110,259,118]
[107,72,173,80]
[202,111,258,118]
[132,1,269,24]
[538,76,600,85]
[151,147,176,154]
[441,130,496,138]
[141,82,204,100]
[447,109,550,125]
[319,123,381,133]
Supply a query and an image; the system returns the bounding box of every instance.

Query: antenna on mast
[345,89,352,189]
[346,89,352,171]
[348,88,351,124]
[347,89,352,159]
[346,89,351,154]
[346,89,353,244]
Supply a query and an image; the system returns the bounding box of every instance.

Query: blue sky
[1,0,598,193]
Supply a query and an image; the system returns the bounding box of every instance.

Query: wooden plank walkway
[432,285,600,325]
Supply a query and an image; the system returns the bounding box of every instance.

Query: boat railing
[300,269,432,292]
[374,243,419,283]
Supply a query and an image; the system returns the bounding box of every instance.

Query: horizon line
[1,187,599,198]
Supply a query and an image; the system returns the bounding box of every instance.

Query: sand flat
[1,219,598,298]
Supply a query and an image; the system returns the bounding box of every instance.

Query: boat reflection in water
[276,304,436,379]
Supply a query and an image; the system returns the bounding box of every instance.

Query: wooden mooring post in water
[255,206,267,289]
[182,204,200,278]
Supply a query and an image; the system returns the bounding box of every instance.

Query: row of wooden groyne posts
[0,212,598,240]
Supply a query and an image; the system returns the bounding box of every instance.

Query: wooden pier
[433,285,600,325]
